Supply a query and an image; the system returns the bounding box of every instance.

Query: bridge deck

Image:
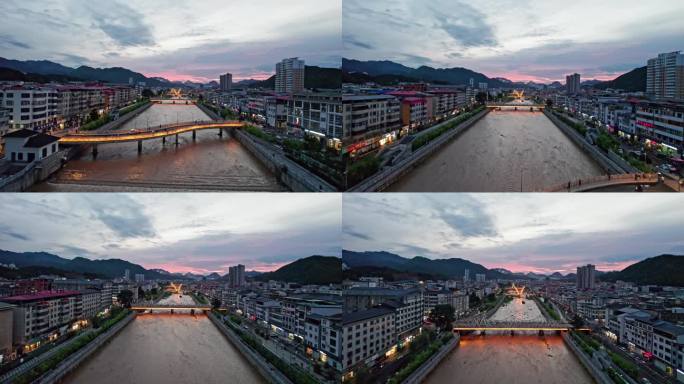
[59,121,244,144]
[131,305,212,310]
[453,320,572,331]
[541,173,659,192]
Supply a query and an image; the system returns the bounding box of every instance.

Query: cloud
[85,195,156,239]
[0,224,30,241]
[86,2,155,47]
[431,3,497,48]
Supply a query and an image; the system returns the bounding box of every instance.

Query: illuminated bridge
[486,102,546,111]
[540,173,659,192]
[453,320,575,332]
[131,304,212,312]
[59,121,245,154]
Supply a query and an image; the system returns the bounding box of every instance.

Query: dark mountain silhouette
[594,66,647,92]
[342,250,507,279]
[0,249,168,279]
[255,256,341,284]
[342,58,510,88]
[601,255,684,286]
[246,66,341,90]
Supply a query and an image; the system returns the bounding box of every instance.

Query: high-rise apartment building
[647,51,684,101]
[228,264,246,288]
[576,264,596,290]
[219,73,233,92]
[566,73,581,94]
[275,58,305,93]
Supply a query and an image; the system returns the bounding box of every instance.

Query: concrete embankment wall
[196,103,221,121]
[561,333,612,384]
[232,129,337,192]
[207,312,292,384]
[543,110,630,174]
[37,312,136,384]
[402,334,460,384]
[96,102,152,131]
[351,109,490,192]
[0,150,66,192]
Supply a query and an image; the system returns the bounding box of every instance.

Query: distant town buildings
[647,51,684,101]
[219,73,233,92]
[275,57,305,93]
[566,73,581,94]
[576,264,596,290]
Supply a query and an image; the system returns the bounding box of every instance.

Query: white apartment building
[0,85,59,131]
[341,307,395,380]
[2,291,101,351]
[276,58,305,93]
[287,92,342,141]
[647,51,684,101]
[635,101,684,153]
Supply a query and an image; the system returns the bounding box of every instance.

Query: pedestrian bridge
[131,304,212,312]
[541,173,659,192]
[486,103,546,111]
[58,121,245,154]
[453,320,574,332]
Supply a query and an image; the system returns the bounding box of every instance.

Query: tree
[469,292,481,307]
[429,304,456,330]
[117,289,134,308]
[571,314,585,328]
[546,98,554,108]
[141,89,155,98]
[211,297,222,310]
[138,286,145,300]
[475,92,488,104]
[88,109,99,122]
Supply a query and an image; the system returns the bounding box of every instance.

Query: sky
[0,0,341,82]
[343,194,684,275]
[343,0,684,83]
[0,194,341,275]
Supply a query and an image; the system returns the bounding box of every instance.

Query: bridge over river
[59,121,244,155]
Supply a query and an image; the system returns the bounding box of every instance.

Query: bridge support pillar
[481,331,486,336]
[92,144,98,157]
[162,136,166,144]
[218,128,223,137]
[538,330,544,336]
[192,130,196,141]
[137,140,143,154]
[510,330,514,336]
[175,134,179,146]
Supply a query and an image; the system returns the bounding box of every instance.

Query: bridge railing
[539,173,658,192]
[64,120,243,138]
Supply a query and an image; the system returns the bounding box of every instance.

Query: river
[388,109,604,192]
[34,104,282,191]
[424,297,594,384]
[64,294,264,384]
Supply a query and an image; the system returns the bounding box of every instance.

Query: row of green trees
[412,106,486,151]
[15,307,130,384]
[388,331,453,384]
[221,315,318,384]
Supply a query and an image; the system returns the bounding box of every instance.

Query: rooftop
[2,290,83,303]
[342,307,394,325]
[24,133,59,148]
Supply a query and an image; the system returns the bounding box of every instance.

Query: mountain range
[0,57,341,90]
[601,255,684,286]
[342,250,684,286]
[254,256,342,285]
[343,58,646,92]
[0,249,333,283]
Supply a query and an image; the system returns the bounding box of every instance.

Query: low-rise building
[2,129,59,163]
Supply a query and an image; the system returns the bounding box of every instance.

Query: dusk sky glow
[0,194,342,274]
[343,0,684,83]
[0,0,342,82]
[342,194,684,274]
